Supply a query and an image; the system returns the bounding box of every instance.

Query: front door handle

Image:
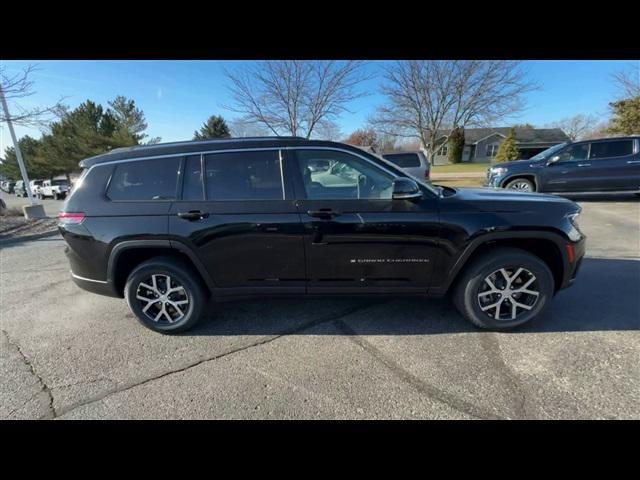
[307,209,341,219]
[577,163,591,167]
[627,160,640,164]
[177,210,209,221]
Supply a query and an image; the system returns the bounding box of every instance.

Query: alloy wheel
[477,267,540,321]
[135,274,189,324]
[508,181,533,192]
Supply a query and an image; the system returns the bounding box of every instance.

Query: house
[428,127,570,165]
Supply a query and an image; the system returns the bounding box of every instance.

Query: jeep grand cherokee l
[486,136,640,194]
[59,137,585,333]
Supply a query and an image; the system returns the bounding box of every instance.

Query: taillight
[58,212,85,225]
[425,169,430,180]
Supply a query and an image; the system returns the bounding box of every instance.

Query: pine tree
[608,97,640,135]
[447,127,465,164]
[193,115,231,140]
[494,128,520,163]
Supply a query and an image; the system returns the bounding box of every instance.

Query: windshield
[52,180,69,186]
[530,143,568,161]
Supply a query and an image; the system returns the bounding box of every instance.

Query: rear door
[290,148,440,294]
[585,139,638,191]
[168,149,306,294]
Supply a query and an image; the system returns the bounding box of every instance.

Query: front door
[289,148,440,294]
[169,150,306,294]
[540,142,591,192]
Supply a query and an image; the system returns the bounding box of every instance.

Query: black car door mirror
[546,155,561,166]
[392,178,422,200]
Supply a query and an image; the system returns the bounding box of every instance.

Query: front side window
[557,144,589,162]
[107,157,180,201]
[182,155,204,201]
[589,140,634,159]
[204,150,283,200]
[296,150,395,200]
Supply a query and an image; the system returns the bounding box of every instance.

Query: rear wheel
[453,247,554,330]
[125,257,207,334]
[505,178,535,192]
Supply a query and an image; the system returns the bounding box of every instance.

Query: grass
[431,178,485,188]
[430,162,493,174]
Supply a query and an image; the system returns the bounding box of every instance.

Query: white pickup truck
[38,179,70,200]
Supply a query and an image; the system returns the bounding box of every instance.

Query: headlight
[490,167,507,176]
[567,212,583,242]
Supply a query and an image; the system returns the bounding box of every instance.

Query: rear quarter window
[382,153,421,168]
[107,157,181,201]
[589,140,634,159]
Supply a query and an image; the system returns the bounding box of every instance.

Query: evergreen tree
[608,97,640,135]
[494,127,520,163]
[447,127,465,164]
[193,115,231,140]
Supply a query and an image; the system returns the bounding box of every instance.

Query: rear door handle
[307,209,341,219]
[177,210,209,221]
[577,163,591,167]
[627,160,640,164]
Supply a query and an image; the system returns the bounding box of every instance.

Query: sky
[1,60,637,151]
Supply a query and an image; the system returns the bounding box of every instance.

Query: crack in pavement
[479,333,529,419]
[333,319,504,420]
[54,301,385,419]
[1,329,56,420]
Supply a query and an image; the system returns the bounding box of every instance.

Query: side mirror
[392,178,422,200]
[547,155,561,166]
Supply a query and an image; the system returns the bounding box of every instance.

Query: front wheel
[125,257,207,334]
[504,178,535,192]
[453,247,554,330]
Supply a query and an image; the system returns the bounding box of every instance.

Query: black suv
[59,137,585,333]
[486,136,640,194]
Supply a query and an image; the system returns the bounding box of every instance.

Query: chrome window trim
[80,145,442,199]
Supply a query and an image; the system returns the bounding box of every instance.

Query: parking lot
[1,195,639,419]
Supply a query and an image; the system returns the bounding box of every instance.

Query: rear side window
[589,140,634,159]
[382,153,421,168]
[204,150,283,200]
[107,157,180,201]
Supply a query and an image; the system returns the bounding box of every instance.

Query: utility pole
[0,84,45,218]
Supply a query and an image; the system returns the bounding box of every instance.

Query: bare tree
[312,120,342,141]
[371,60,535,163]
[224,61,369,138]
[228,117,270,137]
[371,61,463,162]
[447,61,536,128]
[0,64,64,126]
[547,114,601,141]
[612,61,640,99]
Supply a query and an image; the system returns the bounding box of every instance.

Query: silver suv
[382,151,431,182]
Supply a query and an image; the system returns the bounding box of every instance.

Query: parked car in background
[38,179,70,200]
[59,137,584,334]
[486,136,640,194]
[29,180,44,197]
[14,180,27,197]
[382,151,431,181]
[1,181,15,193]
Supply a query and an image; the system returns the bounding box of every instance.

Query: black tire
[504,178,536,192]
[452,247,554,330]
[124,256,207,334]
[54,192,60,200]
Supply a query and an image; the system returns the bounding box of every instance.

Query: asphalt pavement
[1,195,638,419]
